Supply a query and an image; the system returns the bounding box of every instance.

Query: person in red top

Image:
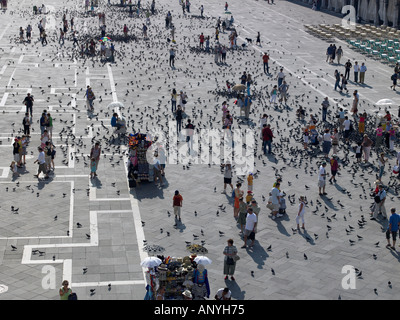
[262,124,274,155]
[262,52,270,74]
[173,190,183,225]
[199,33,205,49]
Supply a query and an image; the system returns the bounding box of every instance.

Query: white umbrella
[376,99,395,106]
[140,257,162,268]
[194,256,212,265]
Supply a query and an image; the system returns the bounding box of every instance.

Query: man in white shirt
[359,62,367,84]
[242,207,257,248]
[270,183,282,219]
[318,162,327,195]
[343,116,351,142]
[277,68,285,87]
[353,61,360,83]
[33,147,49,179]
[215,287,231,300]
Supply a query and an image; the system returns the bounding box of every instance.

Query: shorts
[318,180,326,188]
[224,177,232,184]
[14,154,20,162]
[38,163,47,174]
[238,211,247,225]
[356,153,361,159]
[386,230,398,241]
[244,229,253,237]
[270,203,279,212]
[344,130,350,139]
[331,170,337,177]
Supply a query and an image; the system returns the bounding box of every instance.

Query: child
[303,128,309,150]
[246,191,253,204]
[355,142,362,163]
[279,193,287,215]
[226,81,231,94]
[247,173,253,192]
[10,161,19,177]
[90,157,97,178]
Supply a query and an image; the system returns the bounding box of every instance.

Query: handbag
[233,255,240,262]
[374,195,381,203]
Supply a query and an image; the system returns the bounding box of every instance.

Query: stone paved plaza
[1,0,400,300]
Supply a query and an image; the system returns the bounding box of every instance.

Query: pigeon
[54,216,58,221]
[388,281,392,288]
[250,271,254,277]
[90,289,96,294]
[77,222,82,228]
[271,268,275,275]
[372,254,377,260]
[267,245,272,251]
[11,245,17,251]
[83,268,88,273]
[86,234,91,239]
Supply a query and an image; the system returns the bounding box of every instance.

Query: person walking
[377,152,387,183]
[351,90,359,116]
[85,86,95,112]
[184,119,195,154]
[223,239,238,281]
[318,162,328,195]
[241,207,257,248]
[359,62,367,84]
[171,88,177,113]
[329,154,339,183]
[262,52,269,74]
[336,46,343,64]
[322,128,332,157]
[371,184,387,220]
[331,128,339,154]
[386,208,400,250]
[26,24,32,42]
[233,183,244,219]
[270,183,282,220]
[90,142,101,177]
[173,190,183,225]
[362,134,373,163]
[59,280,72,300]
[321,97,329,122]
[269,85,278,105]
[278,81,289,105]
[23,93,34,117]
[176,105,183,134]
[276,68,285,87]
[340,73,348,94]
[334,70,341,91]
[344,59,352,80]
[391,71,398,91]
[237,197,247,234]
[353,61,360,83]
[33,146,49,179]
[22,112,30,137]
[221,163,233,194]
[169,47,175,68]
[375,124,384,152]
[296,196,307,230]
[262,124,274,155]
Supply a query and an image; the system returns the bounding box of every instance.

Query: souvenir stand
[127,133,154,186]
[142,245,211,300]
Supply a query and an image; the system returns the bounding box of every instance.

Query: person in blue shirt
[111,113,123,130]
[386,208,400,250]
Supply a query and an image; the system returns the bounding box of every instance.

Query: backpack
[391,74,396,81]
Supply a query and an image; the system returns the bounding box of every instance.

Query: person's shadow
[245,240,269,269]
[224,279,245,300]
